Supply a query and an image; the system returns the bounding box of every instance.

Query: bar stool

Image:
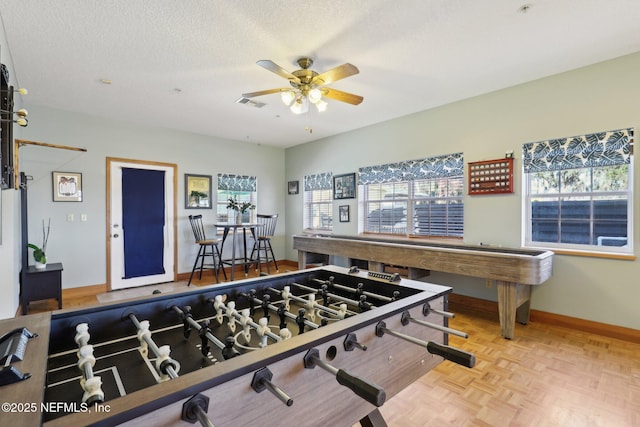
[187,215,226,285]
[250,214,279,274]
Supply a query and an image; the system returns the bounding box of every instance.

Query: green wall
[285,52,640,330]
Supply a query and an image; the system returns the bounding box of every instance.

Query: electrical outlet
[67,213,74,222]
[81,214,87,222]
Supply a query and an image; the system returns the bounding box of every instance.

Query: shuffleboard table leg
[298,250,307,269]
[497,280,532,339]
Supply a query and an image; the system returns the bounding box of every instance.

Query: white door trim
[106,157,177,291]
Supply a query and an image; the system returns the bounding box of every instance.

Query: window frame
[523,164,633,254]
[522,127,634,256]
[360,176,465,237]
[303,172,333,232]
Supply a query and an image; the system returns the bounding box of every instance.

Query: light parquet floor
[379,305,640,427]
[20,271,640,427]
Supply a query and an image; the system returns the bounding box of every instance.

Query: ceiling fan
[242,57,363,114]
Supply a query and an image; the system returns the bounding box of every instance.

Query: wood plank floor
[20,269,640,426]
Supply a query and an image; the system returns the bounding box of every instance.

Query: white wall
[15,105,285,295]
[285,52,640,330]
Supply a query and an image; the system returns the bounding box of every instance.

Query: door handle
[113,234,119,238]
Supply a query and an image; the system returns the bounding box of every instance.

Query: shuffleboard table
[293,234,554,339]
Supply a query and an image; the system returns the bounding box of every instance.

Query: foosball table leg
[359,408,388,427]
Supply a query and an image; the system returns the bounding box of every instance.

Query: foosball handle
[336,369,386,407]
[426,341,476,368]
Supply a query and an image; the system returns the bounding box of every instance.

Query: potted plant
[227,197,255,223]
[28,218,51,269]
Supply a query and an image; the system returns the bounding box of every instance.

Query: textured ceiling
[1,0,640,148]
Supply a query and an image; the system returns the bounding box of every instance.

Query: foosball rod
[291,282,375,310]
[74,323,96,381]
[128,314,180,379]
[401,311,468,338]
[208,297,284,342]
[171,305,225,351]
[311,278,397,303]
[244,295,319,330]
[303,348,386,407]
[266,287,342,317]
[375,321,475,368]
[74,323,105,405]
[423,301,455,319]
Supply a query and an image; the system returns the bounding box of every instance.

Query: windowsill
[525,245,635,260]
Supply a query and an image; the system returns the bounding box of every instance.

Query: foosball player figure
[257,317,270,348]
[222,335,240,359]
[281,286,291,311]
[180,305,193,339]
[239,309,252,343]
[226,301,238,333]
[261,294,271,321]
[320,284,330,307]
[359,295,372,311]
[198,319,211,357]
[296,308,307,335]
[277,303,287,330]
[213,295,226,324]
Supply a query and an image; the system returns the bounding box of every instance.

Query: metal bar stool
[187,215,226,285]
[250,214,279,275]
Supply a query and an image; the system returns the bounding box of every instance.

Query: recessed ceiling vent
[235,97,266,108]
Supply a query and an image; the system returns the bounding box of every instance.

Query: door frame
[106,157,178,291]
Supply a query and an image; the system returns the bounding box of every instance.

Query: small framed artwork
[288,180,299,195]
[52,171,83,202]
[185,174,212,209]
[333,172,356,199]
[339,205,350,222]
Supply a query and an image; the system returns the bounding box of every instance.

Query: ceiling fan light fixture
[315,99,328,112]
[308,88,322,104]
[281,90,296,106]
[290,96,309,114]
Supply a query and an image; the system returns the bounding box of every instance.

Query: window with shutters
[216,174,257,223]
[303,172,333,231]
[359,153,464,237]
[523,128,634,254]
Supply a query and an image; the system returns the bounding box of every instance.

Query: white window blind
[359,153,464,237]
[304,172,333,231]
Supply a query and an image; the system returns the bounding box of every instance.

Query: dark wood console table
[20,262,63,315]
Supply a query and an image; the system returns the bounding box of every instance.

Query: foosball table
[1,266,475,426]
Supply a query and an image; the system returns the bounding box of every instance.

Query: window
[304,172,333,231]
[217,173,257,222]
[523,128,634,254]
[359,153,464,237]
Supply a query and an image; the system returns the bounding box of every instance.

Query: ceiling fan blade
[312,63,359,86]
[242,88,288,98]
[256,60,301,83]
[322,88,364,105]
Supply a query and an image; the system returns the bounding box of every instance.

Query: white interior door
[108,160,175,290]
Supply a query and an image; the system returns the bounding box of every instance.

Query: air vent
[235,97,266,108]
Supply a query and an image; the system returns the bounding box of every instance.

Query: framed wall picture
[288,180,299,195]
[52,171,83,202]
[333,173,356,199]
[339,205,350,222]
[185,174,212,209]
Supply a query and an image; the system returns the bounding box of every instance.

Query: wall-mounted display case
[468,157,514,195]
